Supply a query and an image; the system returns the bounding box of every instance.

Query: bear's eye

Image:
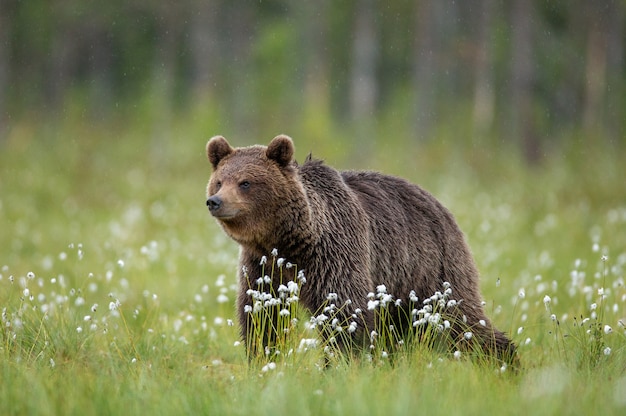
[215,181,222,190]
[239,181,251,190]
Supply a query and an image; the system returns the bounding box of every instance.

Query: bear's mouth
[210,209,240,220]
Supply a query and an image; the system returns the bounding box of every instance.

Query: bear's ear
[266,135,294,167]
[207,136,234,170]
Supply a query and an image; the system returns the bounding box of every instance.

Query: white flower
[543,295,551,305]
[243,305,253,313]
[279,309,290,317]
[260,256,267,265]
[327,293,338,302]
[367,300,379,310]
[277,258,285,268]
[479,319,486,327]
[376,284,387,294]
[271,248,278,257]
[518,288,525,299]
[453,350,461,360]
[217,294,228,303]
[464,332,473,340]
[604,325,612,334]
[603,347,611,355]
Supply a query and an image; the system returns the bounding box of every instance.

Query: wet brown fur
[206,135,517,366]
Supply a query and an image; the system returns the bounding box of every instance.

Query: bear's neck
[250,182,319,264]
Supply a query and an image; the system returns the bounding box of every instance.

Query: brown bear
[205,134,517,366]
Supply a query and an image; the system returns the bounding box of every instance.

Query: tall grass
[1,111,625,414]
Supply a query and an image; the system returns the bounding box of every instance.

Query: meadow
[1,114,625,415]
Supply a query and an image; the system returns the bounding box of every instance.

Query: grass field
[1,116,625,415]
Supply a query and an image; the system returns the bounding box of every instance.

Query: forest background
[1,0,624,160]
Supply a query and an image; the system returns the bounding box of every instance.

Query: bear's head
[206,135,300,249]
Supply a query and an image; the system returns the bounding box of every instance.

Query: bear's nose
[206,196,222,212]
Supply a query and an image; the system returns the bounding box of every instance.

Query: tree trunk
[413,0,440,141]
[0,1,10,138]
[350,0,379,143]
[472,0,495,140]
[510,0,540,164]
[605,0,625,143]
[189,1,219,101]
[582,2,608,136]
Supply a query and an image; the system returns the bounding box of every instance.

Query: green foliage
[1,110,626,414]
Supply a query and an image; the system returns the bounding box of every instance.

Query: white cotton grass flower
[603,347,611,356]
[261,362,277,372]
[518,288,525,299]
[271,248,278,257]
[453,350,462,360]
[604,325,612,334]
[543,295,551,306]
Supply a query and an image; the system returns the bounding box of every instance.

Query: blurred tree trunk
[224,4,255,135]
[0,0,10,138]
[472,0,495,140]
[298,0,331,141]
[510,0,540,164]
[350,0,379,143]
[301,0,330,112]
[86,25,114,119]
[412,0,441,141]
[47,24,77,110]
[582,2,608,135]
[605,0,624,143]
[189,1,219,101]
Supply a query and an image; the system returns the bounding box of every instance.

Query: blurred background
[1,0,624,164]
[1,1,625,368]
